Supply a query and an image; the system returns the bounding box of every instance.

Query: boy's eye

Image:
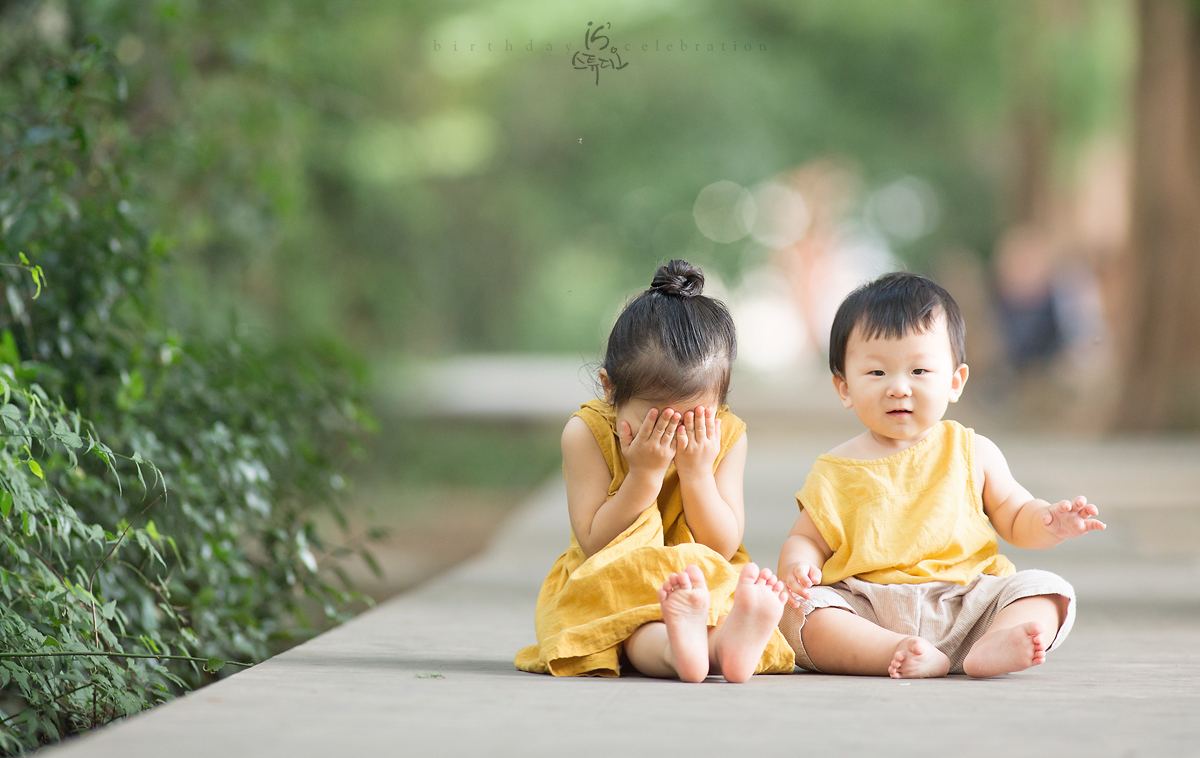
[868,370,885,377]
[912,369,927,375]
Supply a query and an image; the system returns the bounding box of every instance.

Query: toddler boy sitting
[778,272,1105,678]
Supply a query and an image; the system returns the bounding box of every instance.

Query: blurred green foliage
[2,0,1131,367]
[0,13,370,753]
[56,0,1131,362]
[381,419,562,489]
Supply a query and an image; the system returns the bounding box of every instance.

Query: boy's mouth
[887,409,913,416]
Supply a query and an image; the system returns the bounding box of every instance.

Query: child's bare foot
[887,637,950,679]
[963,621,1049,678]
[712,563,788,683]
[658,565,711,682]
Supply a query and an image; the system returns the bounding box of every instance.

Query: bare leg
[623,622,675,678]
[709,563,789,683]
[801,607,949,678]
[963,594,1066,678]
[624,565,711,682]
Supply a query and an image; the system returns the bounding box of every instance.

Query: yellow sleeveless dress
[514,399,795,677]
[797,419,1016,585]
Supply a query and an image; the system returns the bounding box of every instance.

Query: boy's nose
[887,381,912,398]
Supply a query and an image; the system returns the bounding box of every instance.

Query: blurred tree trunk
[1006,0,1057,227]
[1115,0,1200,430]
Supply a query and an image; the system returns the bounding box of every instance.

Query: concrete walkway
[46,427,1200,757]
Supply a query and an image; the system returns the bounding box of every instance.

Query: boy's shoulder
[825,433,873,459]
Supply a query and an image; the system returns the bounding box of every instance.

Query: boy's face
[833,311,968,444]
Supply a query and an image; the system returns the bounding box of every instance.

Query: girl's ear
[599,368,615,403]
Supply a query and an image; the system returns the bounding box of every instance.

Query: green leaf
[27,459,44,480]
[0,491,11,519]
[204,658,227,673]
[166,535,182,563]
[31,265,45,299]
[53,419,83,448]
[360,548,383,580]
[0,332,20,368]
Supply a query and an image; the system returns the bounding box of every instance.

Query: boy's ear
[599,368,615,403]
[832,373,854,409]
[948,363,969,403]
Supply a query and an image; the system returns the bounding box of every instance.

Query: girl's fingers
[684,410,696,443]
[638,408,659,440]
[619,421,633,449]
[706,405,717,439]
[693,406,706,439]
[651,408,673,440]
[652,412,672,441]
[662,411,681,447]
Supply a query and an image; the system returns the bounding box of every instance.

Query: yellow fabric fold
[797,419,1016,586]
[514,399,795,677]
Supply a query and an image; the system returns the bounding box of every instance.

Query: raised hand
[673,404,722,479]
[619,406,680,480]
[782,562,822,607]
[1041,496,1106,540]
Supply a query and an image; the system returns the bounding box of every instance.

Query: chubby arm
[564,408,679,558]
[778,508,832,608]
[675,410,747,560]
[977,434,1106,550]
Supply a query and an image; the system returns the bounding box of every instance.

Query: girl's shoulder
[572,399,617,438]
[565,399,618,474]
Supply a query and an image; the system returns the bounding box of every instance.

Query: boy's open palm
[619,407,679,478]
[673,405,722,477]
[1042,496,1106,540]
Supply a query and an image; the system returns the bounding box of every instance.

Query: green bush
[0,29,370,756]
[0,367,190,750]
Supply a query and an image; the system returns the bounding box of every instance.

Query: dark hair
[828,272,965,378]
[602,260,737,407]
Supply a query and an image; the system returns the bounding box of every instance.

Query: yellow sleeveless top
[797,420,1015,586]
[514,399,795,677]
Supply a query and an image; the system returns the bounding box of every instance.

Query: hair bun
[650,259,705,298]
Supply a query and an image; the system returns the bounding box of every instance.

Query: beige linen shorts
[778,569,1076,674]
